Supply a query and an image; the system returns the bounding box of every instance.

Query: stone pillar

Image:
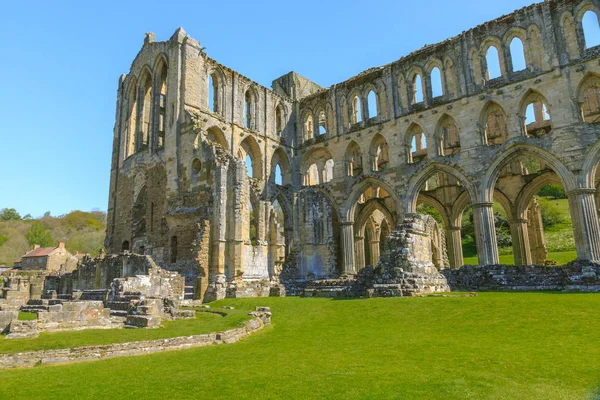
[369,239,380,267]
[445,226,463,269]
[509,219,532,265]
[527,199,547,264]
[472,202,499,265]
[568,189,600,261]
[341,222,356,275]
[355,235,366,270]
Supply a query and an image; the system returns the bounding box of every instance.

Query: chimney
[34,244,40,250]
[58,242,65,249]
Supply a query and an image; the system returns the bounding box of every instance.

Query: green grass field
[463,250,578,266]
[0,309,250,354]
[1,294,599,399]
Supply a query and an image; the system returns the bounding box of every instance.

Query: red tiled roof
[22,247,56,258]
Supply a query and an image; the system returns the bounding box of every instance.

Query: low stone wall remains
[0,308,271,370]
[442,261,600,292]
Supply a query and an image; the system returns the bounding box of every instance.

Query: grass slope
[0,309,250,354]
[1,294,599,399]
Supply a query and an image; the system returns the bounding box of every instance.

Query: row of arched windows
[124,56,168,158]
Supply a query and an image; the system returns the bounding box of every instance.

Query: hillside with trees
[0,208,106,266]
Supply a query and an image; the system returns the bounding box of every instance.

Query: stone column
[445,226,463,269]
[355,235,366,270]
[472,202,499,265]
[369,239,381,267]
[527,199,548,264]
[509,219,532,265]
[341,222,356,275]
[568,189,600,261]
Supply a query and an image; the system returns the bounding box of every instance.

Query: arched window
[510,37,527,71]
[318,109,327,135]
[139,71,152,151]
[306,164,319,185]
[324,159,334,183]
[413,74,424,103]
[157,67,167,149]
[486,46,502,79]
[437,115,461,156]
[482,102,509,146]
[579,74,600,123]
[525,102,551,137]
[352,96,362,123]
[125,79,137,157]
[249,200,258,246]
[276,104,284,136]
[430,67,443,98]
[275,164,283,185]
[245,154,253,177]
[370,134,389,172]
[345,141,363,177]
[582,11,600,49]
[407,124,427,164]
[367,90,378,118]
[244,90,255,129]
[208,74,218,112]
[305,114,314,139]
[192,159,202,175]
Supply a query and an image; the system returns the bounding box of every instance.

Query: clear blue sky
[1,0,546,217]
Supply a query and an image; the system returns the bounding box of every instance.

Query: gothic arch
[416,193,451,227]
[405,162,476,213]
[369,133,390,172]
[514,171,563,219]
[480,144,577,202]
[435,113,461,156]
[580,137,600,187]
[270,147,291,185]
[480,100,509,146]
[239,135,263,179]
[343,177,402,222]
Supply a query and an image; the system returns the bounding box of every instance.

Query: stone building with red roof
[18,242,78,272]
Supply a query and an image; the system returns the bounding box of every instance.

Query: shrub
[538,198,564,228]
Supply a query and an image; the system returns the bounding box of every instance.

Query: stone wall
[0,308,271,370]
[442,261,600,292]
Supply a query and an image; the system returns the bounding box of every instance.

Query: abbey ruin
[103,0,600,301]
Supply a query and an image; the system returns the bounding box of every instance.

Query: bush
[538,198,564,228]
[538,184,566,199]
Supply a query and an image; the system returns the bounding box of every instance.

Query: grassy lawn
[0,308,250,354]
[0,294,599,399]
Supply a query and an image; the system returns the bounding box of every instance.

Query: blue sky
[0,0,572,217]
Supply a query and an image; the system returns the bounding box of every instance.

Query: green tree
[25,221,53,247]
[0,208,21,221]
[538,184,566,200]
[538,198,564,228]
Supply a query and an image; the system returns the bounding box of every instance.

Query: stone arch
[520,89,552,137]
[581,137,600,187]
[469,47,484,86]
[514,171,562,219]
[480,144,577,203]
[270,147,291,185]
[405,162,476,213]
[577,72,600,123]
[302,108,315,140]
[449,191,472,228]
[443,56,457,97]
[503,27,528,72]
[405,122,427,164]
[345,140,363,177]
[207,65,226,115]
[349,89,363,124]
[526,24,545,70]
[153,55,168,150]
[425,58,445,99]
[397,75,408,111]
[363,85,379,119]
[561,11,581,60]
[435,114,461,156]
[369,133,389,172]
[239,135,263,179]
[480,36,506,80]
[138,67,153,151]
[315,106,327,136]
[124,76,138,157]
[204,126,229,150]
[493,189,514,220]
[480,100,509,146]
[302,147,334,185]
[343,177,403,222]
[406,66,426,104]
[244,86,259,130]
[275,102,287,136]
[416,193,451,227]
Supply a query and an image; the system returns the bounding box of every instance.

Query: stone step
[105,301,130,311]
[20,305,47,313]
[110,310,128,318]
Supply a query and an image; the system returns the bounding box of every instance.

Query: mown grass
[0,294,599,399]
[0,308,251,354]
[462,250,578,266]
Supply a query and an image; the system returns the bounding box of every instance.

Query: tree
[0,208,21,221]
[25,221,53,247]
[23,214,33,221]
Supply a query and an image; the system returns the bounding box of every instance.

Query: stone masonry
[104,0,600,300]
